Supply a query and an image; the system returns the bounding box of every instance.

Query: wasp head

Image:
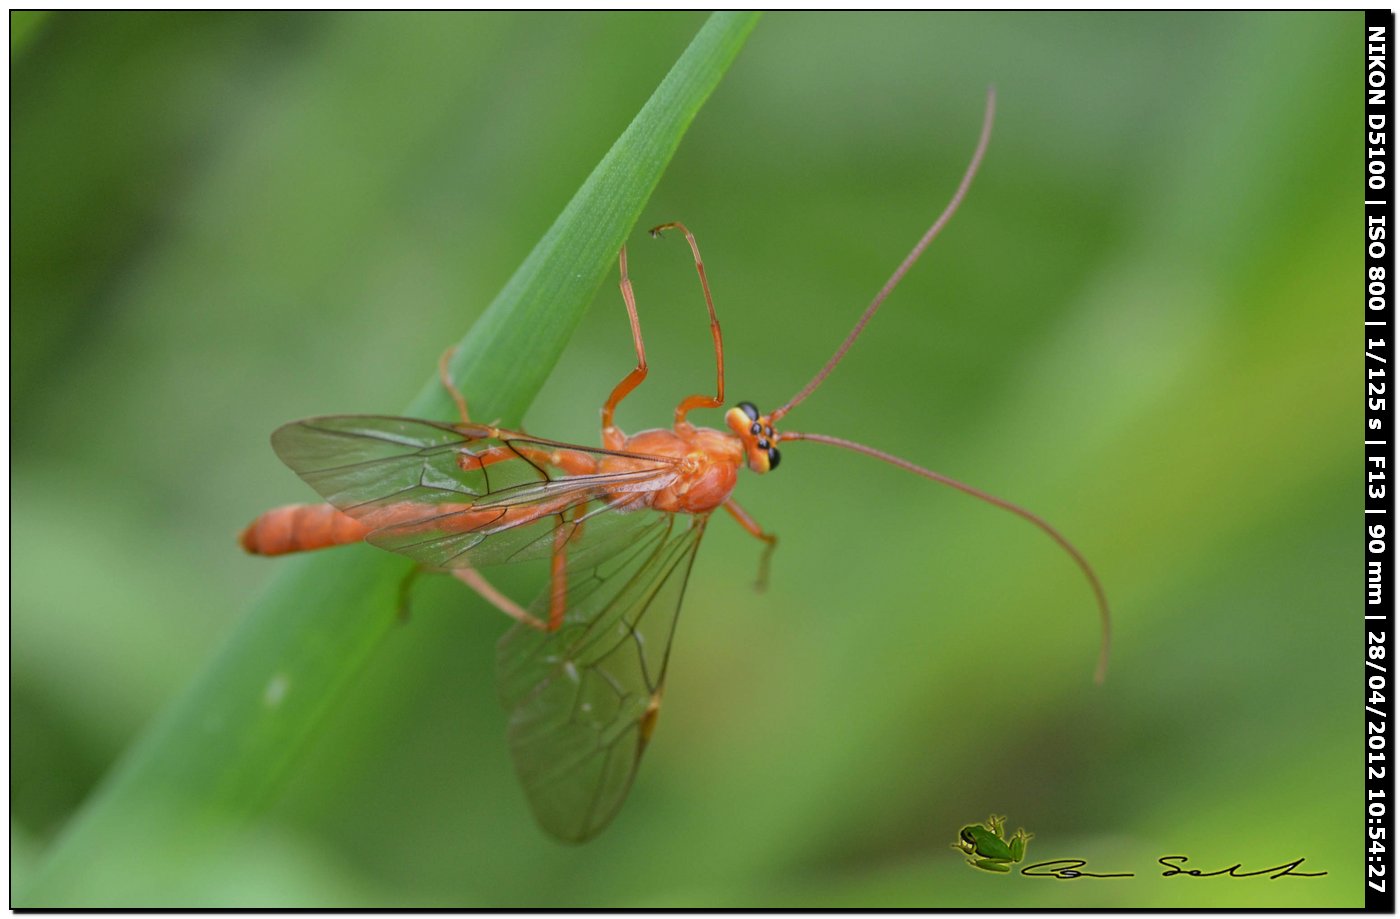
[724,401,782,474]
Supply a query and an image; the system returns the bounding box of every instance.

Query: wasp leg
[437,346,472,425]
[449,566,547,630]
[650,222,725,426]
[602,245,649,450]
[722,497,778,591]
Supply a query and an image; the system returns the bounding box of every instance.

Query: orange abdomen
[240,503,370,555]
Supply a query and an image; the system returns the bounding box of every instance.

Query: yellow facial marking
[725,403,780,474]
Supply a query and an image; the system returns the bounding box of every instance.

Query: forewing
[269,415,676,567]
[496,511,708,842]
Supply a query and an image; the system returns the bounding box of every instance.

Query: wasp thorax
[724,402,782,474]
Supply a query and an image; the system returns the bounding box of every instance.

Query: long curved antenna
[771,86,996,423]
[781,429,1111,684]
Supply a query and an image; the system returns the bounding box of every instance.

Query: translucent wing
[496,510,708,842]
[269,415,679,568]
[272,414,707,840]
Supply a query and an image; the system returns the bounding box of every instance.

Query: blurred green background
[11,11,1359,907]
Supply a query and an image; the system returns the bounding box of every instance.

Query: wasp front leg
[602,245,649,450]
[650,222,725,427]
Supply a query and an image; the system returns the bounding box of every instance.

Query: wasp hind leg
[450,566,548,630]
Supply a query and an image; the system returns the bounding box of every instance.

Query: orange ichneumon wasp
[241,87,1110,843]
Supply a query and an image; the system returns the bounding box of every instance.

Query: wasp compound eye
[767,447,781,470]
[737,401,759,421]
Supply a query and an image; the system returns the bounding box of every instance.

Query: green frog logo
[952,814,1032,873]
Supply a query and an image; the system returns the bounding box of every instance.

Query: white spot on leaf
[263,673,290,708]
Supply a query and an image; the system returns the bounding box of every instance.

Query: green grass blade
[19,12,759,906]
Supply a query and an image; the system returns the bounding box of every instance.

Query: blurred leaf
[10,10,48,55]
